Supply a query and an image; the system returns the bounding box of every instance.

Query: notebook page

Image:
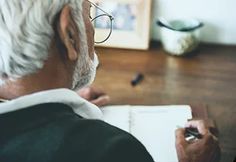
[101,106,130,132]
[130,105,192,162]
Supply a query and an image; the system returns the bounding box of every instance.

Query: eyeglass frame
[88,1,114,44]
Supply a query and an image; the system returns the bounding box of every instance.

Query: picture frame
[91,0,152,50]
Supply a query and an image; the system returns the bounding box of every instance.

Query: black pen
[177,126,202,140]
[185,127,202,139]
[131,73,144,86]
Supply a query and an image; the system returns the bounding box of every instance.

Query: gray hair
[0,0,88,85]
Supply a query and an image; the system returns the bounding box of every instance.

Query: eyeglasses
[88,1,114,44]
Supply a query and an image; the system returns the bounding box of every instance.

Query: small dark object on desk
[131,73,144,86]
[185,127,202,139]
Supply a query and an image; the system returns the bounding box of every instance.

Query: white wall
[151,0,236,45]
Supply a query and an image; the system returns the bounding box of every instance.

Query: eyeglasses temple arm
[88,0,114,19]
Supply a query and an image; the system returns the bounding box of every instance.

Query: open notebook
[101,105,192,162]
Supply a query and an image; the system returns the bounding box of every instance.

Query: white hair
[72,52,99,90]
[0,0,89,85]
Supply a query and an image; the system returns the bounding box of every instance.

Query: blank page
[130,106,192,162]
[101,105,130,132]
[102,105,192,162]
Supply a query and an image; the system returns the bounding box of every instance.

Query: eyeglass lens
[90,3,113,44]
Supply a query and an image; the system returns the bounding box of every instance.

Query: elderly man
[0,0,220,162]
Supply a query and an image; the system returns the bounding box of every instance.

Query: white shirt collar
[0,88,103,120]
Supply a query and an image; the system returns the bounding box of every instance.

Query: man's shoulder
[55,118,154,162]
[0,103,154,162]
[26,103,154,162]
[52,111,154,162]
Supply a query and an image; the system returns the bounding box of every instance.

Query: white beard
[71,53,99,91]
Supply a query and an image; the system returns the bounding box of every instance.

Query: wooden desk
[93,43,236,162]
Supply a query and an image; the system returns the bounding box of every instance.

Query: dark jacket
[0,103,154,162]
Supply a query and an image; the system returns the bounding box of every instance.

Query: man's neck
[0,69,71,100]
[0,80,66,100]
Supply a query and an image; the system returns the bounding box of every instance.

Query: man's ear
[57,5,79,61]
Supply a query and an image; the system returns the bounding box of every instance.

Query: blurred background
[151,0,236,45]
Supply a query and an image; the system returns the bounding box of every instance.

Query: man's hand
[175,120,221,162]
[77,86,110,107]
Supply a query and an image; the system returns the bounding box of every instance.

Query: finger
[91,95,110,107]
[78,87,107,101]
[185,120,208,135]
[203,132,220,148]
[77,87,91,99]
[175,128,188,146]
[90,87,106,96]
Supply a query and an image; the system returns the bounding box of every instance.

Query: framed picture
[91,0,152,50]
